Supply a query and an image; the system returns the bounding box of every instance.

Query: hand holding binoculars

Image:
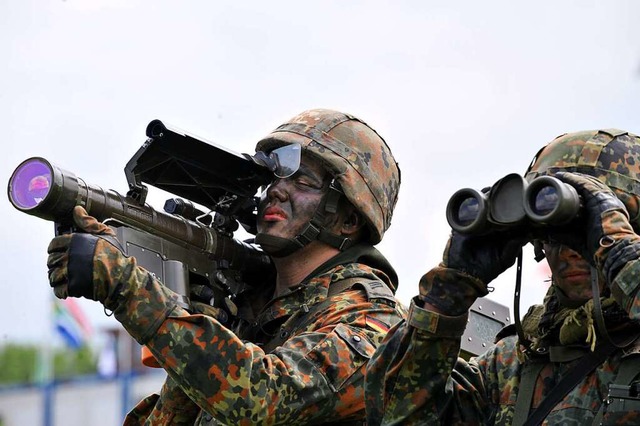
[446,173,581,234]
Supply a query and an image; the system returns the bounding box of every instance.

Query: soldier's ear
[341,210,364,237]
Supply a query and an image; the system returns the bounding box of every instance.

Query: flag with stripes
[53,298,93,349]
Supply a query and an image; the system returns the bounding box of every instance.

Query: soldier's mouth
[262,206,288,221]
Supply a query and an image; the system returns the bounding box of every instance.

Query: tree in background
[0,344,97,385]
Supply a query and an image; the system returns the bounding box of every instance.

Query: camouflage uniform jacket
[365,264,640,426]
[121,244,405,425]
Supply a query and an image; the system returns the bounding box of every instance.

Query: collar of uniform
[256,262,384,327]
[299,243,398,293]
[255,267,335,325]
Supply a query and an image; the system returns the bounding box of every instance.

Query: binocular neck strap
[513,249,534,353]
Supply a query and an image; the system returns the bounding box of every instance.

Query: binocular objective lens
[9,159,52,210]
[532,185,558,216]
[457,197,480,226]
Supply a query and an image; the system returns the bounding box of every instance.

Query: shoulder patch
[354,279,396,305]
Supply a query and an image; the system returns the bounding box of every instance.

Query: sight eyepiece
[524,175,580,225]
[446,174,582,235]
[446,187,489,234]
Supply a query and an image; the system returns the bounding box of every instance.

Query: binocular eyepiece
[446,173,581,234]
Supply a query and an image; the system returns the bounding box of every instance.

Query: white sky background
[1,0,639,344]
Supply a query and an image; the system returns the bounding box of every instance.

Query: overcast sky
[1,0,639,345]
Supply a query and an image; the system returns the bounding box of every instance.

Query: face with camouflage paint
[255,109,401,244]
[543,242,602,302]
[257,153,335,241]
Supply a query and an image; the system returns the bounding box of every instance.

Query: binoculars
[446,173,581,234]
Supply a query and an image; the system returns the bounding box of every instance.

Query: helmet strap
[255,180,355,258]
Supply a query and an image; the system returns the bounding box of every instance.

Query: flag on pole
[53,298,93,349]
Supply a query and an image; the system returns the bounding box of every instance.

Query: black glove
[554,172,640,282]
[442,230,527,284]
[419,229,526,315]
[47,206,128,302]
[49,207,188,345]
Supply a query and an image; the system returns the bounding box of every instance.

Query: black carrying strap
[513,251,534,353]
[514,340,619,426]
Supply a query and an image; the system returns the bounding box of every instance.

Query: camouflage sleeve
[111,269,403,425]
[366,296,491,425]
[609,256,640,319]
[122,393,158,426]
[123,375,200,425]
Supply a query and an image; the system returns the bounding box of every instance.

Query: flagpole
[36,298,56,426]
[36,343,54,426]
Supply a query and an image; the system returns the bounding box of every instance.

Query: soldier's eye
[296,177,321,189]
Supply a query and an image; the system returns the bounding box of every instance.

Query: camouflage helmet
[255,109,401,244]
[525,129,640,230]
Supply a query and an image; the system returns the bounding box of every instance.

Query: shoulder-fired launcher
[8,119,274,323]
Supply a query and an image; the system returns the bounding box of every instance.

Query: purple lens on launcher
[9,159,52,210]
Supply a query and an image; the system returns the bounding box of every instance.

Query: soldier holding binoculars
[365,129,640,425]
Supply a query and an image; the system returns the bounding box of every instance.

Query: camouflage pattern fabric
[117,255,405,425]
[125,375,200,425]
[363,128,640,426]
[365,263,640,425]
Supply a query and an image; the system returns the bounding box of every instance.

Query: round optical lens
[457,197,479,226]
[533,185,558,216]
[9,159,53,210]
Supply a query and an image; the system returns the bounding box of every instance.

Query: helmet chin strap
[255,180,355,258]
